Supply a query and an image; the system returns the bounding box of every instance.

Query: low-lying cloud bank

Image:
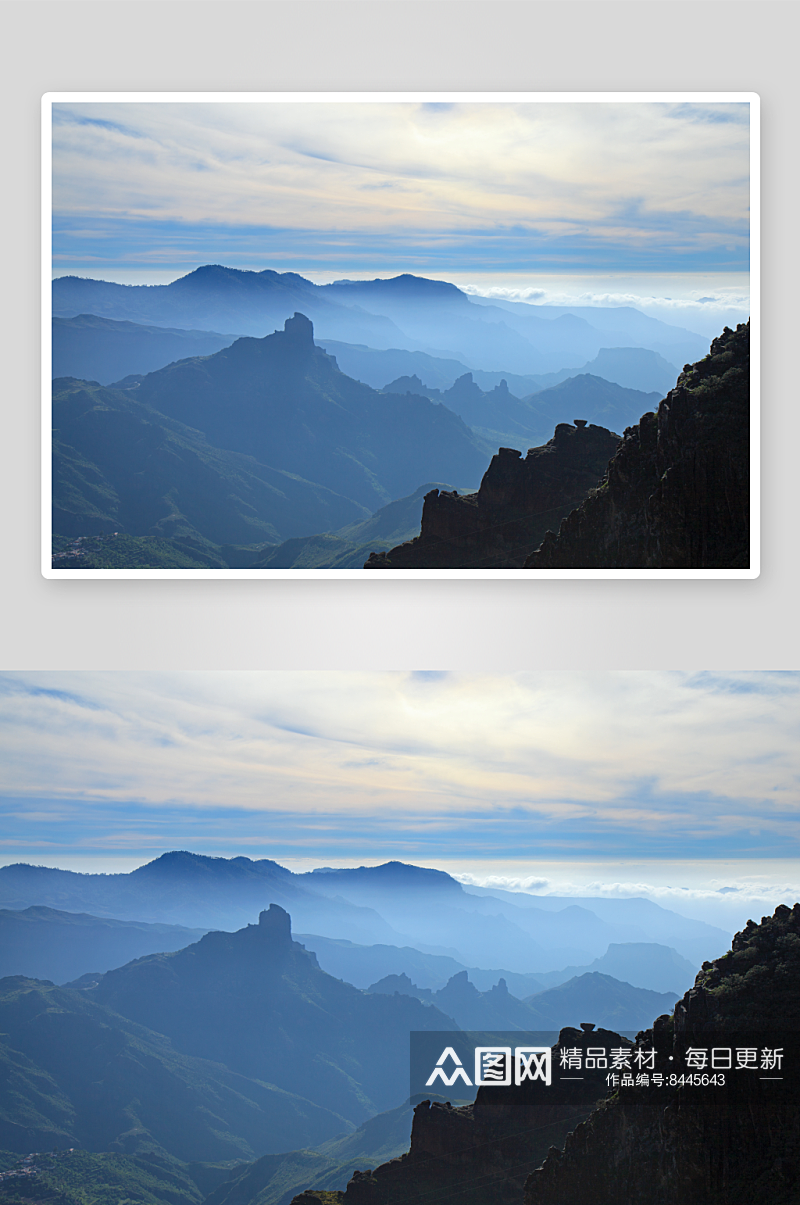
[462,283,751,339]
[454,871,800,934]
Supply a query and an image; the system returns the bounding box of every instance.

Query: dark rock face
[293,1027,631,1205]
[292,905,800,1205]
[526,322,750,569]
[364,422,621,568]
[524,902,800,1205]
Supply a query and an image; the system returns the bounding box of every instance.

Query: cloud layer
[1,672,797,863]
[51,100,751,275]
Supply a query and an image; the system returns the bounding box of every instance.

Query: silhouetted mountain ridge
[365,422,622,569]
[0,854,729,973]
[290,904,799,1205]
[53,267,708,376]
[52,314,490,557]
[527,322,750,569]
[90,905,455,1123]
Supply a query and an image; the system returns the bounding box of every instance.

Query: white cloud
[1,673,798,848]
[460,282,751,338]
[452,867,800,933]
[52,101,751,242]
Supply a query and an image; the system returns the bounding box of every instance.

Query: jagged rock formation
[383,372,545,445]
[290,904,800,1205]
[364,422,621,568]
[289,1026,631,1205]
[52,313,489,554]
[366,969,674,1033]
[526,322,750,569]
[524,902,800,1205]
[90,904,455,1124]
[367,969,543,1030]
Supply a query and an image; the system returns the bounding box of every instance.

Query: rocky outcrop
[367,969,552,1031]
[291,904,800,1205]
[54,313,490,553]
[526,322,750,569]
[524,902,800,1205]
[90,904,456,1126]
[364,422,621,568]
[290,1026,632,1205]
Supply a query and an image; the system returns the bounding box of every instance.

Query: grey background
[3,1,794,670]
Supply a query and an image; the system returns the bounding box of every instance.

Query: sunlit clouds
[0,672,796,863]
[51,99,751,275]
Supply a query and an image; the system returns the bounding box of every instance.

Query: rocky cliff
[290,902,800,1205]
[526,322,750,569]
[524,902,800,1205]
[364,422,621,568]
[289,1026,631,1205]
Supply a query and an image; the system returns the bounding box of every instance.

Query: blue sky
[51,100,751,285]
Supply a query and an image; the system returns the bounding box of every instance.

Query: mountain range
[367,968,677,1032]
[287,904,800,1205]
[52,267,708,376]
[50,268,736,571]
[301,933,697,998]
[383,371,661,450]
[52,314,489,560]
[317,342,675,398]
[1,850,765,1205]
[0,853,729,972]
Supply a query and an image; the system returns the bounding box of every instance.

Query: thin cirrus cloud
[0,671,797,861]
[51,100,751,274]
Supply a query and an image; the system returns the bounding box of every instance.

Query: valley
[1,851,790,1205]
[49,267,749,572]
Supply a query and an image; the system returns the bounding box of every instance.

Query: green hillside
[251,482,480,569]
[0,977,348,1160]
[0,1148,210,1205]
[91,906,456,1124]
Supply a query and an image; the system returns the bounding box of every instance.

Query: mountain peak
[283,311,315,346]
[259,903,291,939]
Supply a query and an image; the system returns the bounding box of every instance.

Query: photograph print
[0,668,798,1203]
[44,93,757,577]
